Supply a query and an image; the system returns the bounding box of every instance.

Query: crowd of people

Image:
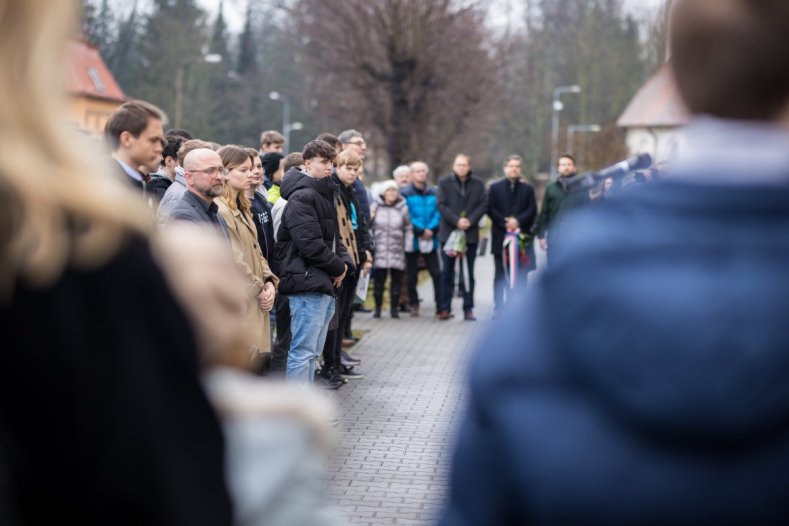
[105,98,591,391]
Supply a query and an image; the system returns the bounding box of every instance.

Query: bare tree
[293,0,499,178]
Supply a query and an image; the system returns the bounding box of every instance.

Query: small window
[87,67,106,93]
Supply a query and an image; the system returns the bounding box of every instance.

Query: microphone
[561,153,653,193]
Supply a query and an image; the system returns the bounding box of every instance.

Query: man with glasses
[169,148,230,238]
[338,129,372,225]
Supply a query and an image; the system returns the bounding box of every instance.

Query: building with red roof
[66,38,127,134]
[617,63,689,162]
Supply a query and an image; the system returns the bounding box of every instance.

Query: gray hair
[392,165,411,179]
[337,129,363,144]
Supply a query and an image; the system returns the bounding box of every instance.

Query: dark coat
[274,170,353,296]
[535,176,590,239]
[441,180,789,525]
[436,172,487,244]
[250,192,275,262]
[352,178,372,223]
[487,177,537,256]
[0,236,233,526]
[149,175,173,202]
[169,190,229,238]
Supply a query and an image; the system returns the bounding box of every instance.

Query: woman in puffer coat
[370,180,411,318]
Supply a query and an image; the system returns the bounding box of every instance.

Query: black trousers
[322,273,359,369]
[406,251,441,310]
[439,243,477,313]
[373,268,404,312]
[269,293,291,374]
[493,255,529,311]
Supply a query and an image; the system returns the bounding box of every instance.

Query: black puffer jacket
[273,169,353,296]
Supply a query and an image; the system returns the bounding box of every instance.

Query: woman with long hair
[0,1,238,523]
[216,145,278,369]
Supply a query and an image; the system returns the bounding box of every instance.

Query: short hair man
[436,154,487,321]
[104,100,166,196]
[487,155,537,314]
[260,130,286,154]
[273,140,354,383]
[157,139,215,224]
[535,154,589,262]
[441,1,789,523]
[149,134,186,201]
[401,161,441,317]
[167,148,229,237]
[338,129,372,224]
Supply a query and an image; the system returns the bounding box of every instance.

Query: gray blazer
[169,190,230,238]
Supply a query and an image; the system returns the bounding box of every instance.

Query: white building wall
[625,126,687,163]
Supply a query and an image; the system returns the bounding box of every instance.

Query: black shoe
[373,308,381,319]
[315,374,342,390]
[390,309,400,319]
[354,304,372,313]
[325,366,348,384]
[341,350,361,366]
[338,364,364,380]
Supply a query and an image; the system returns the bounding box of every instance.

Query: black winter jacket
[273,170,353,296]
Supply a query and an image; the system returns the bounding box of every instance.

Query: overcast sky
[198,0,669,35]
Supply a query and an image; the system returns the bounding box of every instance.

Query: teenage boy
[274,140,354,382]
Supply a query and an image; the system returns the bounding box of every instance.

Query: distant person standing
[401,161,441,317]
[370,181,411,319]
[260,130,286,189]
[487,155,537,314]
[535,154,589,262]
[437,154,487,321]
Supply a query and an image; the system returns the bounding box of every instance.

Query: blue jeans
[439,244,477,313]
[286,293,336,382]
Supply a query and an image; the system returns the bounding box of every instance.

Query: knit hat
[261,152,284,180]
[379,179,399,197]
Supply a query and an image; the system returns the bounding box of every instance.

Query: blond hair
[335,150,362,169]
[0,1,150,296]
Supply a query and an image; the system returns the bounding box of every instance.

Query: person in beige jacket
[216,145,279,366]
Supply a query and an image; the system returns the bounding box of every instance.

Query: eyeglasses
[188,166,228,177]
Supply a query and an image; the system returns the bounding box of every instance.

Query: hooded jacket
[442,180,789,525]
[273,169,353,296]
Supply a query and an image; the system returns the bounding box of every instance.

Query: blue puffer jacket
[401,182,440,253]
[441,180,789,525]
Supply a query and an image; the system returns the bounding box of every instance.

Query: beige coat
[217,198,279,355]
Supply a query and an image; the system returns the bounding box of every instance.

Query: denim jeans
[286,293,336,382]
[439,243,477,313]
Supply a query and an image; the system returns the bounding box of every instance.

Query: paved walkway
[324,252,497,525]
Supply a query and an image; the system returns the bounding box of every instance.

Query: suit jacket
[487,177,537,255]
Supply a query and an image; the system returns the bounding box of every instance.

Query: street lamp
[550,84,581,179]
[567,124,602,156]
[269,91,301,154]
[174,53,222,129]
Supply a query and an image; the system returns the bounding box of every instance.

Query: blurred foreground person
[441,0,789,524]
[0,1,232,523]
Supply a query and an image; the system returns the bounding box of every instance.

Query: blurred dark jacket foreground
[441,179,789,525]
[0,236,233,525]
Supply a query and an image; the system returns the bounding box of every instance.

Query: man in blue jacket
[441,0,789,523]
[401,161,441,317]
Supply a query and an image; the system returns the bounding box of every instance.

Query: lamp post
[174,53,222,129]
[567,124,602,156]
[550,84,581,179]
[269,91,302,154]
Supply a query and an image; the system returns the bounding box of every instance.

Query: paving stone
[326,255,497,525]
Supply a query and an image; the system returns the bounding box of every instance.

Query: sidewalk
[324,252,497,525]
